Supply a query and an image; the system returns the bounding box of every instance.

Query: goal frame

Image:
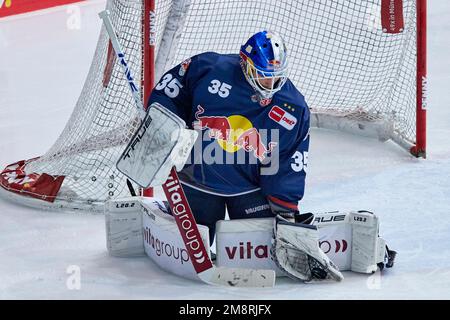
[306,0,427,158]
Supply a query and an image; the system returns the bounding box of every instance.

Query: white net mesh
[26,0,147,207]
[2,0,419,209]
[167,0,418,145]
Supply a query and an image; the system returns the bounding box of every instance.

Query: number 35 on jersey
[208,79,232,98]
[155,74,183,98]
[156,75,232,99]
[291,151,308,173]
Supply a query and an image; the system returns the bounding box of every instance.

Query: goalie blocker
[116,102,198,188]
[105,197,396,283]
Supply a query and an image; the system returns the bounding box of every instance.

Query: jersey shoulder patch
[268,105,298,130]
[270,81,310,131]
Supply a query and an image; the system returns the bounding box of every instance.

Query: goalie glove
[271,215,344,282]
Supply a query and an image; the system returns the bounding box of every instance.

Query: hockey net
[0,0,426,211]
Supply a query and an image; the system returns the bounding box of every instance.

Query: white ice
[0,0,449,299]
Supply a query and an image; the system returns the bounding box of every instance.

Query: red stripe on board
[0,0,84,18]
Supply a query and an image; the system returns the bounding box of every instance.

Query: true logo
[314,214,346,224]
[121,112,153,160]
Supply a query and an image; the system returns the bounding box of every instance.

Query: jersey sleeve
[146,54,210,122]
[260,105,310,214]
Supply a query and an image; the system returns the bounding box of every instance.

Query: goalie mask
[240,31,288,100]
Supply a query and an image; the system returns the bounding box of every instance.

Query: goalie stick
[99,10,275,287]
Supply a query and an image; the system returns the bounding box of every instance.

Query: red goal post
[414,0,427,158]
[141,0,155,197]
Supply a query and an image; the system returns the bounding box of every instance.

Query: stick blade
[198,267,275,287]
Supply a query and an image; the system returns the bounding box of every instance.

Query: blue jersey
[148,52,310,208]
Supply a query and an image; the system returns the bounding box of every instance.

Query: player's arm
[260,105,310,220]
[147,54,208,121]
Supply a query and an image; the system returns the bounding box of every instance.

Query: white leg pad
[105,197,145,257]
[349,211,384,273]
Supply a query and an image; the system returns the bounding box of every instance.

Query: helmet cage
[241,56,288,100]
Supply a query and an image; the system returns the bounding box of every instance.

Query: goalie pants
[181,183,275,243]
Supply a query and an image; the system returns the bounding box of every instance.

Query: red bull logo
[192,105,277,161]
[193,105,231,141]
[233,128,277,161]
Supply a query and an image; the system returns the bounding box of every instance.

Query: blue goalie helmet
[240,31,288,100]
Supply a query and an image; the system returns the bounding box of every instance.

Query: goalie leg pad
[105,197,145,257]
[349,211,388,273]
[140,197,212,281]
[313,210,395,273]
[214,211,395,276]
